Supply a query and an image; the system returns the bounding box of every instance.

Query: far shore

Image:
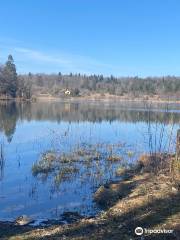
[1,94,180,105]
[36,96,180,104]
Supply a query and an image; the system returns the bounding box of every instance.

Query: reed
[0,143,5,180]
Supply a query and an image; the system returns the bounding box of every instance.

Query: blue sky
[0,0,180,76]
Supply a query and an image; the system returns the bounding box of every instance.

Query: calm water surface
[0,100,179,222]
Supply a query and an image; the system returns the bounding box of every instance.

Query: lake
[0,100,179,223]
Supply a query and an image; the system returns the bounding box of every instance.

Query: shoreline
[0,153,179,240]
[1,95,180,105]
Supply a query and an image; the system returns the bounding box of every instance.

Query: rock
[15,215,34,226]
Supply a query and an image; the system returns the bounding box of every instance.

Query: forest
[0,55,180,100]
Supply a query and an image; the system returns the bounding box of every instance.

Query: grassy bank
[0,153,179,240]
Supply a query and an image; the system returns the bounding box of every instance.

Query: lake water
[0,100,179,223]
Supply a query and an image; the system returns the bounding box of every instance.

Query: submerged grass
[1,152,179,240]
[31,143,131,188]
[32,151,56,175]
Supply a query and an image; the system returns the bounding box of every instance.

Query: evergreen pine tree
[3,55,17,97]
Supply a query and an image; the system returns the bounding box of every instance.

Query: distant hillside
[0,55,180,100]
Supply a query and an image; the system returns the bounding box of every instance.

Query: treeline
[0,55,180,99]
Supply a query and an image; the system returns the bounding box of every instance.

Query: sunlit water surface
[0,101,179,222]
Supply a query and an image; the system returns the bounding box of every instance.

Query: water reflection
[0,101,179,222]
[0,101,180,141]
[0,102,18,142]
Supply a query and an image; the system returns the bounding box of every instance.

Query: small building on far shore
[64,89,71,95]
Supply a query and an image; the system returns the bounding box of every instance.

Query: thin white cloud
[14,47,121,75]
[14,47,70,65]
[0,37,131,75]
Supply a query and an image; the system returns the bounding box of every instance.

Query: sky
[0,0,180,77]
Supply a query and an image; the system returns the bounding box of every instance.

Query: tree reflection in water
[0,101,180,142]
